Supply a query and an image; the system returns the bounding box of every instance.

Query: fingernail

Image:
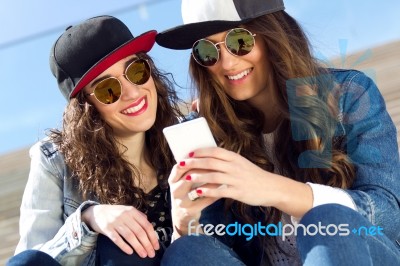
[196,189,202,195]
[179,161,186,167]
[189,152,195,158]
[185,175,192,181]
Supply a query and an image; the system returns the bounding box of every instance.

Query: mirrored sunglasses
[87,58,151,105]
[192,28,256,67]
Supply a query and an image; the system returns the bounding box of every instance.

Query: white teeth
[227,69,252,80]
[123,98,146,114]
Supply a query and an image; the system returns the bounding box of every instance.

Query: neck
[116,132,146,163]
[116,132,157,193]
[247,84,281,134]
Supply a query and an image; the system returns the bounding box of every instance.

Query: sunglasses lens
[126,59,151,85]
[94,78,121,104]
[192,39,219,67]
[226,28,254,56]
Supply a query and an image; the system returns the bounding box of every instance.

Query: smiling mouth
[121,97,147,115]
[226,68,253,80]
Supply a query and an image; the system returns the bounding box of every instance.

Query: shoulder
[29,138,68,177]
[328,68,374,87]
[29,138,60,159]
[327,68,383,110]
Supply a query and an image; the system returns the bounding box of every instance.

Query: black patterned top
[144,185,173,249]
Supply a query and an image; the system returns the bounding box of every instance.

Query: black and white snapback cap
[156,0,285,49]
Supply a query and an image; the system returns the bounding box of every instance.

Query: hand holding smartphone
[163,117,217,162]
[163,117,216,189]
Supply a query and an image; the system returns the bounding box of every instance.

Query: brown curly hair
[49,53,184,209]
[189,11,355,226]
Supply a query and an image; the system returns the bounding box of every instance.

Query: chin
[229,93,253,102]
[140,116,157,132]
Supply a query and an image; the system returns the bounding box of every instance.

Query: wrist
[173,218,202,236]
[81,205,95,227]
[273,176,313,217]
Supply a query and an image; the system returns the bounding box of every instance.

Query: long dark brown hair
[49,53,184,209]
[189,11,355,229]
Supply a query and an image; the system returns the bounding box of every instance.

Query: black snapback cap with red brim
[49,15,157,100]
[156,0,285,50]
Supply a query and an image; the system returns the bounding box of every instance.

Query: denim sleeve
[15,142,98,265]
[337,71,400,243]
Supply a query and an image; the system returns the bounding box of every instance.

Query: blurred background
[0,0,399,263]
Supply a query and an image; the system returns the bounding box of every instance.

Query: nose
[218,45,239,70]
[119,75,141,100]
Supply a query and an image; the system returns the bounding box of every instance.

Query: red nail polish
[179,161,186,167]
[196,189,202,195]
[185,175,191,181]
[189,152,195,158]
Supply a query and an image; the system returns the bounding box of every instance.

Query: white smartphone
[163,117,217,162]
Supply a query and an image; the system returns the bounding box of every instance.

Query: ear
[191,99,200,112]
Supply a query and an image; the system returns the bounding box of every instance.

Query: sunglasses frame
[192,28,256,67]
[86,58,151,105]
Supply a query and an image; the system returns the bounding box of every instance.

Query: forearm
[265,174,358,220]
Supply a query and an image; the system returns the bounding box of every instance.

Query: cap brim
[70,30,157,98]
[156,20,250,50]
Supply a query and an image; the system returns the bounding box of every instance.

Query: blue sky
[0,0,399,155]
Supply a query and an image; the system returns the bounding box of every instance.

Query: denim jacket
[331,69,399,242]
[200,69,400,264]
[288,68,400,241]
[15,140,99,266]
